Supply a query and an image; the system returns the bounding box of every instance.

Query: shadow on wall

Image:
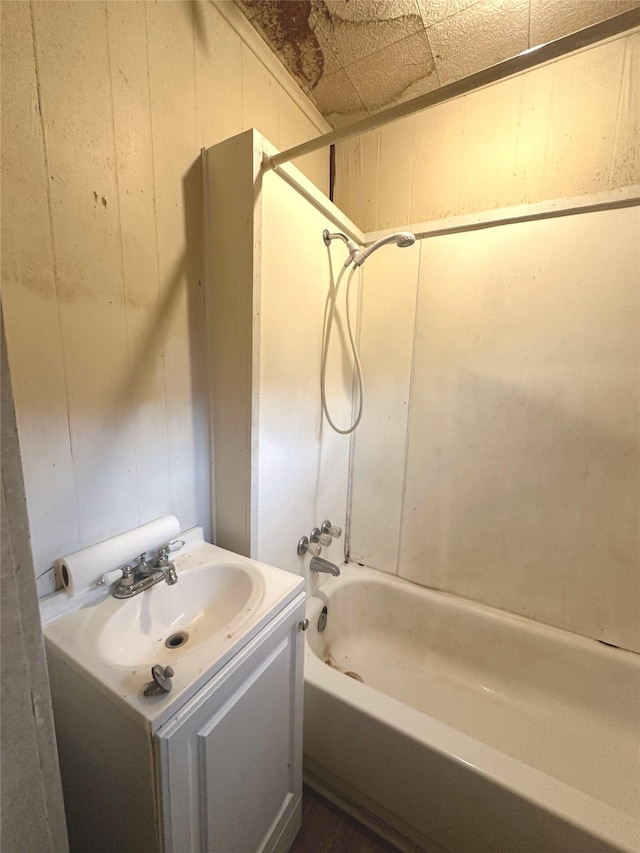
[404,367,639,626]
[108,153,209,500]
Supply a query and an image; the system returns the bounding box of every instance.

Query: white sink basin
[42,531,304,727]
[93,562,263,667]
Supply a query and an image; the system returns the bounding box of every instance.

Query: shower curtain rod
[268,9,640,170]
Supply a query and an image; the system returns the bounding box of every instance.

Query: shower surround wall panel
[348,205,640,653]
[258,167,355,573]
[347,246,420,571]
[0,0,330,594]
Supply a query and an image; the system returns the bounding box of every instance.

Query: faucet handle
[143,664,175,696]
[321,520,342,539]
[136,553,152,573]
[297,536,322,556]
[162,563,178,585]
[310,527,332,547]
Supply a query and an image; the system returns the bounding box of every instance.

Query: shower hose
[320,263,364,435]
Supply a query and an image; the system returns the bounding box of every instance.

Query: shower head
[353,232,416,266]
[322,228,416,268]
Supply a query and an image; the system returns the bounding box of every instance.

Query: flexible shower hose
[320,263,364,435]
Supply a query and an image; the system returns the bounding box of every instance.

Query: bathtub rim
[304,564,640,853]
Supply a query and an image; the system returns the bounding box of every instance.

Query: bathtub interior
[306,566,640,820]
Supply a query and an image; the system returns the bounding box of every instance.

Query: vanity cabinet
[156,596,305,853]
[47,591,305,853]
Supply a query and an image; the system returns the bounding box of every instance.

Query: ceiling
[235,0,640,127]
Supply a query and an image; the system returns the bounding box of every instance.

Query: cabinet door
[156,595,305,853]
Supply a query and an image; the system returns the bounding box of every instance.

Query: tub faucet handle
[321,520,342,539]
[310,527,332,547]
[297,536,322,556]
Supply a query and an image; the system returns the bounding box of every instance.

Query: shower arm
[322,229,362,267]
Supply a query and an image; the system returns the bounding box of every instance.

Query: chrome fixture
[143,664,174,696]
[318,606,328,632]
[310,556,341,577]
[323,228,415,268]
[323,228,360,260]
[113,546,178,599]
[311,527,332,547]
[297,536,321,557]
[298,520,340,556]
[321,520,342,539]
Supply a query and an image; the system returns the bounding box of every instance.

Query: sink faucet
[113,546,178,599]
[309,556,340,577]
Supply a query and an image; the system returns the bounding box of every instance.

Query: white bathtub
[303,565,640,853]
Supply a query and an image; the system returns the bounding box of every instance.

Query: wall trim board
[363,185,640,245]
[205,130,264,556]
[201,146,216,544]
[211,1,331,136]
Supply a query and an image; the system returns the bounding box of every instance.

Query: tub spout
[310,556,340,576]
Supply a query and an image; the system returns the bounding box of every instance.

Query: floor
[290,786,399,853]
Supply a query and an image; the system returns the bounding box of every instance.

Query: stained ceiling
[235,0,640,127]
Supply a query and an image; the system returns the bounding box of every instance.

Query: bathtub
[303,565,640,853]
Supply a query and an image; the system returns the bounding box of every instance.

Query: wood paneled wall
[1,1,329,593]
[334,29,640,231]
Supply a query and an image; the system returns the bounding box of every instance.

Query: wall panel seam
[395,247,422,578]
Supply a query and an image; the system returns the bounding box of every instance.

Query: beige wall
[1,0,329,593]
[334,29,639,231]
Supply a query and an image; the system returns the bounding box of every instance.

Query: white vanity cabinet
[156,595,306,853]
[43,534,306,853]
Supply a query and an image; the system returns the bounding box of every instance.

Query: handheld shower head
[353,231,416,266]
[323,228,416,268]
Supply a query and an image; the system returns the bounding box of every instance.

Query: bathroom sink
[93,562,263,667]
[42,530,304,727]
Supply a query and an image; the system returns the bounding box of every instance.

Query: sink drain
[165,631,189,649]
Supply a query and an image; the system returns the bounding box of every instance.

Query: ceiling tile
[311,0,425,65]
[427,0,529,85]
[416,0,485,27]
[234,0,638,128]
[322,0,421,23]
[310,66,369,125]
[346,30,439,113]
[309,14,343,76]
[530,0,640,46]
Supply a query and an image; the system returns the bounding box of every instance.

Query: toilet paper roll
[54,515,181,595]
